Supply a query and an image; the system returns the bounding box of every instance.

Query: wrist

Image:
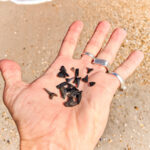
[20,138,93,150]
[20,139,65,150]
[19,130,94,150]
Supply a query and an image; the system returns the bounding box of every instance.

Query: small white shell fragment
[0,0,52,5]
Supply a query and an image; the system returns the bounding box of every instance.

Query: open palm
[0,21,143,150]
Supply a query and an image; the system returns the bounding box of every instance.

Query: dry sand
[0,0,150,149]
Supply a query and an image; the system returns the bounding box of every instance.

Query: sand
[0,0,150,149]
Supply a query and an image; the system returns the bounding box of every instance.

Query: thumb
[0,59,22,86]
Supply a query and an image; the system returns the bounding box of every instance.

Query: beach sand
[0,0,150,149]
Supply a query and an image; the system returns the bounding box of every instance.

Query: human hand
[0,21,144,150]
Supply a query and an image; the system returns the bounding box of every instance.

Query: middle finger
[96,28,127,65]
[81,21,110,61]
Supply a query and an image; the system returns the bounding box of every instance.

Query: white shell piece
[0,0,52,5]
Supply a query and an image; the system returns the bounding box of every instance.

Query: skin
[0,21,144,150]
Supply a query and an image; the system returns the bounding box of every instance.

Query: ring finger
[111,50,144,90]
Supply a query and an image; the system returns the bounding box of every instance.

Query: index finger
[58,21,84,58]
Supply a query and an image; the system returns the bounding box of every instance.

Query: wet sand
[0,0,150,149]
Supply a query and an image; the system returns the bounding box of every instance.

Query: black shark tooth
[57,71,69,78]
[87,67,93,74]
[69,90,80,97]
[67,86,78,95]
[76,77,81,88]
[57,66,69,78]
[66,87,72,92]
[56,82,68,89]
[44,88,57,99]
[82,75,88,82]
[89,82,96,87]
[73,77,81,88]
[75,68,79,77]
[71,86,79,91]
[64,96,78,107]
[60,86,67,99]
[70,67,75,72]
[57,71,66,78]
[76,91,82,104]
[64,72,69,77]
[60,66,66,72]
[67,83,74,89]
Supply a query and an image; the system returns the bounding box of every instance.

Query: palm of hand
[0,21,143,150]
[5,55,114,148]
